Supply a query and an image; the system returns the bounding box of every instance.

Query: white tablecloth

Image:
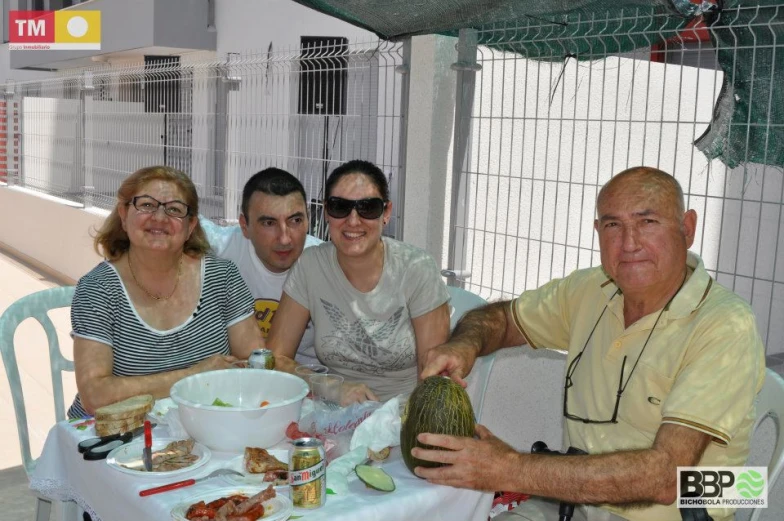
[30,420,493,521]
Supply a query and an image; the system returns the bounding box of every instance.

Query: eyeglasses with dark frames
[325,196,388,220]
[129,195,190,219]
[563,281,682,424]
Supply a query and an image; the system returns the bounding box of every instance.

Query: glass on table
[310,373,344,410]
[294,364,329,392]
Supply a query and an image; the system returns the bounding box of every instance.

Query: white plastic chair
[749,368,784,521]
[0,285,76,521]
[447,286,488,331]
[446,286,495,422]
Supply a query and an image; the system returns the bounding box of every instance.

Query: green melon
[356,464,395,492]
[400,376,476,475]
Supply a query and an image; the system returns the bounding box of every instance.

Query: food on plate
[259,401,270,407]
[152,439,199,471]
[244,448,288,483]
[355,464,395,492]
[367,446,391,461]
[120,439,199,472]
[185,484,276,521]
[94,394,154,436]
[400,375,476,475]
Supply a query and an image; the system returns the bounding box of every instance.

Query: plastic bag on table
[298,400,383,462]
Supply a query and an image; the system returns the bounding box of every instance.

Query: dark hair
[241,167,307,217]
[94,166,209,261]
[325,160,390,201]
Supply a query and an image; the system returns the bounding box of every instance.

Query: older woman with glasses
[267,160,450,404]
[67,166,263,418]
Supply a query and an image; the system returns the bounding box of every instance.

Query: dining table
[29,417,494,521]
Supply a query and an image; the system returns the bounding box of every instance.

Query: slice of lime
[355,464,395,492]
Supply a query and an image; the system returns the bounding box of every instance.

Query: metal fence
[1,39,409,240]
[447,5,784,355]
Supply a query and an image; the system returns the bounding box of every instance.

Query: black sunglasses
[564,278,684,424]
[325,196,387,220]
[562,300,625,425]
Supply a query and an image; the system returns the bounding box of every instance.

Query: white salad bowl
[170,369,308,452]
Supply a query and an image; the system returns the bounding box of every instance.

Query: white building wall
[460,54,721,296]
[20,96,80,196]
[457,51,784,355]
[214,0,390,222]
[0,44,53,83]
[87,100,165,202]
[185,61,218,209]
[0,186,104,283]
[214,0,373,54]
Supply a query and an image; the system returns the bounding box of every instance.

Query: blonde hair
[94,166,210,261]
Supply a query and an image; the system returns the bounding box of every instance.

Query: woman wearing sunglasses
[67,166,263,418]
[268,160,450,404]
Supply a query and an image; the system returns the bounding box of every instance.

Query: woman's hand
[74,340,239,413]
[192,354,239,373]
[340,381,379,405]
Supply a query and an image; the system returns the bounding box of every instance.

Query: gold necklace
[127,252,182,301]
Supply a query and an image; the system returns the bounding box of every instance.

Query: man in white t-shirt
[201,168,321,364]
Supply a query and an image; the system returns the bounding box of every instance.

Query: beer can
[248,348,276,370]
[289,437,326,509]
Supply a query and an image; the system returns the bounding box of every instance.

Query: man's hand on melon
[419,340,477,387]
[411,424,520,491]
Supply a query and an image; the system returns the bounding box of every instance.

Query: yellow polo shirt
[510,252,765,521]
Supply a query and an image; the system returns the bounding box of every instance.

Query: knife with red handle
[142,420,153,472]
[139,469,237,497]
[139,477,197,496]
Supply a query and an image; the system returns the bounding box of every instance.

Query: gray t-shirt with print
[284,237,449,401]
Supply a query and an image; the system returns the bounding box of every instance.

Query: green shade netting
[293,0,784,168]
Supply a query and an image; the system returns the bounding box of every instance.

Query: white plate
[221,451,289,488]
[105,437,210,477]
[170,486,292,521]
[147,397,177,424]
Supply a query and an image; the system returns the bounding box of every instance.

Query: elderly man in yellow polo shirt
[413,167,766,521]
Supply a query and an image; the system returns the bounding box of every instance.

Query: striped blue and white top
[67,254,254,419]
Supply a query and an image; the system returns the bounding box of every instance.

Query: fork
[139,468,244,496]
[319,399,341,411]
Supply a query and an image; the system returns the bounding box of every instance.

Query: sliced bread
[94,413,147,437]
[95,394,154,422]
